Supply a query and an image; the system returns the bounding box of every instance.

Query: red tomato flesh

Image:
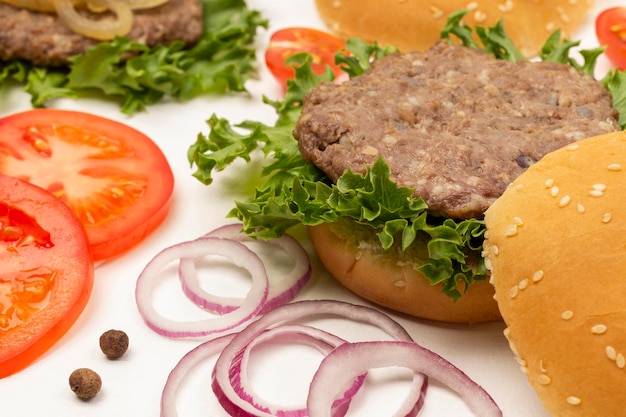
[265,27,345,89]
[0,174,94,378]
[596,7,626,70]
[0,109,174,261]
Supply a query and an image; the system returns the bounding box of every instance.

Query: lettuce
[188,10,626,299]
[0,0,267,114]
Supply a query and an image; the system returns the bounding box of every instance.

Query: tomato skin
[265,27,345,89]
[0,109,175,261]
[0,174,94,378]
[596,7,626,70]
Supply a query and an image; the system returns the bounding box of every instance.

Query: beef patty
[294,41,620,219]
[0,0,202,67]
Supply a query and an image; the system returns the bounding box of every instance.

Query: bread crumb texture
[484,131,626,416]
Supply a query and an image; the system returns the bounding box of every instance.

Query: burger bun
[314,0,594,57]
[484,131,626,416]
[308,221,501,324]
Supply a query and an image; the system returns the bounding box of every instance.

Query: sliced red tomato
[0,109,174,261]
[0,174,94,378]
[596,7,626,70]
[265,27,345,89]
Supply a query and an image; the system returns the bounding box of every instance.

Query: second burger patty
[294,41,620,219]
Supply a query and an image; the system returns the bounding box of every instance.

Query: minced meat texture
[294,41,620,219]
[0,0,202,67]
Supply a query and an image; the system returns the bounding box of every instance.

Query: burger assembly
[0,0,266,113]
[191,11,623,323]
[0,0,203,66]
[187,5,626,416]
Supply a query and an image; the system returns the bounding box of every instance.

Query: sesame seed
[606,346,617,361]
[550,186,559,197]
[518,279,529,290]
[393,279,407,288]
[602,213,612,223]
[559,195,571,207]
[592,183,607,191]
[538,374,552,385]
[567,396,582,406]
[566,143,579,151]
[504,224,518,237]
[509,285,519,298]
[589,189,604,197]
[591,324,608,334]
[561,310,574,320]
[513,216,524,226]
[577,204,585,214]
[608,163,622,171]
[473,10,487,22]
[539,359,548,373]
[545,178,555,188]
[429,5,444,18]
[532,270,544,282]
[617,353,626,369]
[484,257,493,271]
[490,245,499,256]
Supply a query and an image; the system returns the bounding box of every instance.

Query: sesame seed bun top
[484,130,626,416]
[313,0,594,57]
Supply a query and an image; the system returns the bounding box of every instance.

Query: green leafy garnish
[188,10,626,299]
[0,0,267,114]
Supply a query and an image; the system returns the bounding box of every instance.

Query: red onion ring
[212,300,427,417]
[179,224,312,315]
[224,324,363,417]
[160,333,235,417]
[161,325,360,417]
[135,237,269,338]
[308,341,502,417]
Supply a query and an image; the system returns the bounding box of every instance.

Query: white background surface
[0,1,624,416]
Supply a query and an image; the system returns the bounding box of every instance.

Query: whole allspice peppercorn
[69,368,102,400]
[99,329,129,359]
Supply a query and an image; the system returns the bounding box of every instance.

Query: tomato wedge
[596,7,626,70]
[265,27,345,89]
[0,174,94,378]
[0,109,174,261]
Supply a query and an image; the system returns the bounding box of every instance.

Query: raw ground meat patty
[0,0,202,67]
[294,41,620,219]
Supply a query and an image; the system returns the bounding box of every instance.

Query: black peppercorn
[69,368,101,400]
[99,329,129,359]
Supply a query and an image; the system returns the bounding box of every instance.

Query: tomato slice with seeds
[0,109,174,261]
[0,174,94,378]
[596,7,626,70]
[265,27,345,90]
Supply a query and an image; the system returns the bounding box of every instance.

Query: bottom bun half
[484,131,626,417]
[308,221,501,324]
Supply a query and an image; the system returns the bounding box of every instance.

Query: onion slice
[179,224,312,315]
[135,237,269,338]
[53,0,133,40]
[308,341,502,417]
[212,300,426,417]
[223,324,363,417]
[160,333,235,417]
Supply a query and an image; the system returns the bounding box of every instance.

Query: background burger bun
[308,222,501,324]
[314,0,594,57]
[484,131,626,416]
